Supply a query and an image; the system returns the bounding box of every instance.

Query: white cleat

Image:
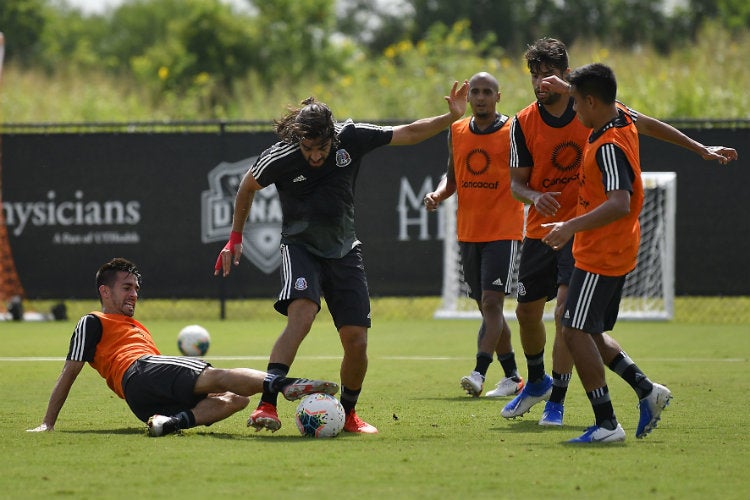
[485,377,525,397]
[460,371,484,397]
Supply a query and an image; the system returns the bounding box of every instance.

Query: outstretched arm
[27,360,85,432]
[390,80,469,146]
[541,76,738,165]
[634,113,738,165]
[541,75,738,165]
[214,170,262,277]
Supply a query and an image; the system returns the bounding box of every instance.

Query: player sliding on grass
[27,258,337,437]
[215,80,469,434]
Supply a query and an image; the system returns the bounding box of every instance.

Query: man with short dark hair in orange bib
[541,63,670,442]
[28,258,337,437]
[503,38,737,427]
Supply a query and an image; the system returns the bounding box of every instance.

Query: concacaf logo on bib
[336,149,352,167]
[201,158,283,274]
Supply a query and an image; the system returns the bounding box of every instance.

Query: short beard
[539,92,563,106]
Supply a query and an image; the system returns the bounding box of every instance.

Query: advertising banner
[2,127,749,298]
[1,132,450,299]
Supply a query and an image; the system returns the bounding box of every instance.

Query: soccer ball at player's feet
[295,394,346,438]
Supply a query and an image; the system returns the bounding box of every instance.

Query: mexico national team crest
[201,158,283,274]
[335,149,352,167]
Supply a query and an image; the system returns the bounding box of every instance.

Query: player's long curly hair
[275,97,337,147]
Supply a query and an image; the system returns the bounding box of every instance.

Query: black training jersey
[250,120,393,258]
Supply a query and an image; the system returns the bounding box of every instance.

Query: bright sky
[64,0,248,14]
[63,0,124,14]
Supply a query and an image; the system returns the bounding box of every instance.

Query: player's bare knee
[480,295,503,314]
[339,328,368,354]
[515,303,543,326]
[228,393,251,411]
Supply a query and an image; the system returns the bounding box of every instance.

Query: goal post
[434,171,676,321]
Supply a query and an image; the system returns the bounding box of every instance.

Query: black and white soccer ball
[295,394,346,438]
[177,324,210,356]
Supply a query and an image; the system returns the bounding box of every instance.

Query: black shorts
[516,238,575,303]
[122,355,210,422]
[459,240,519,300]
[561,268,626,334]
[274,244,371,330]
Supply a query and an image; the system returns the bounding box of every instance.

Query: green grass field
[1,312,748,499]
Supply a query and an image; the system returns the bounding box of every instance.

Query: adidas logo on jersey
[492,278,504,286]
[292,175,307,183]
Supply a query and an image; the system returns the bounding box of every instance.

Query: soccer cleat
[281,378,339,401]
[460,371,484,397]
[636,383,672,438]
[247,402,282,432]
[501,374,553,418]
[343,410,378,434]
[568,423,626,443]
[539,401,565,426]
[485,376,525,397]
[147,414,180,437]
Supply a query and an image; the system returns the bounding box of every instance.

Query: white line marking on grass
[1,356,746,363]
[1,357,66,362]
[643,358,746,362]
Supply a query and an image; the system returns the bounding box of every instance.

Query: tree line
[1,0,747,116]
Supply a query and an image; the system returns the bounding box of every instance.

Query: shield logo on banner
[201,158,282,274]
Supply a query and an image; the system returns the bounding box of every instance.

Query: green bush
[2,21,748,122]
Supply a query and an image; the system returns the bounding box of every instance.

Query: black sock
[498,351,520,380]
[608,352,653,400]
[340,386,361,414]
[260,363,289,406]
[525,351,545,383]
[587,385,618,430]
[175,410,196,429]
[548,371,572,404]
[473,352,493,378]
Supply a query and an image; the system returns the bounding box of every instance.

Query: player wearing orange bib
[503,38,739,427]
[28,258,337,437]
[425,72,525,398]
[571,109,642,277]
[511,101,588,240]
[86,311,160,399]
[541,64,672,442]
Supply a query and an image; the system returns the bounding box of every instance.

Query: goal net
[434,171,676,321]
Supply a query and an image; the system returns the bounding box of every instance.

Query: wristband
[229,230,243,246]
[214,231,243,271]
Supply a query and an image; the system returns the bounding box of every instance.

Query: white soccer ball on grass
[177,324,211,356]
[295,393,346,438]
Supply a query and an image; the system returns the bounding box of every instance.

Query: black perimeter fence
[1,119,748,324]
